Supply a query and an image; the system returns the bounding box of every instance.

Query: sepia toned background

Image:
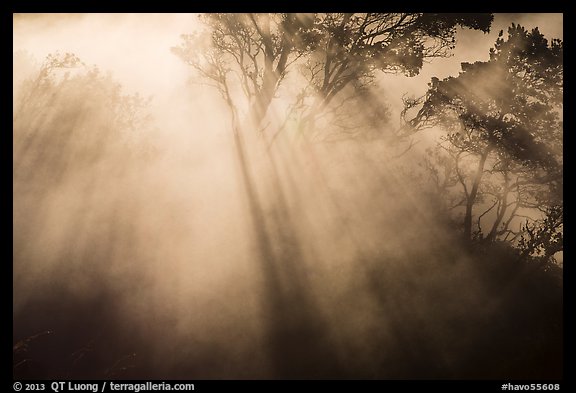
[13,13,562,379]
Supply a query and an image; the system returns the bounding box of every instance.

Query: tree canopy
[172,13,493,137]
[407,24,562,260]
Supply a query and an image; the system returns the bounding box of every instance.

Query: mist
[13,13,562,380]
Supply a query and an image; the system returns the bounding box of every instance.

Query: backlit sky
[13,13,562,112]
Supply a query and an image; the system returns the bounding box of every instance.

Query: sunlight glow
[13,13,562,380]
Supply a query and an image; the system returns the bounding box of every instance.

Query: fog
[13,13,562,379]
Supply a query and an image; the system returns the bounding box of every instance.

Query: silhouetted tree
[14,52,152,189]
[406,24,562,257]
[172,14,495,378]
[297,13,492,137]
[171,13,495,258]
[173,13,493,139]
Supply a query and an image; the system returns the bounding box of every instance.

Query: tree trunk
[249,15,293,129]
[487,179,509,242]
[463,145,492,240]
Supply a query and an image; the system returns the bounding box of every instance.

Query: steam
[13,13,562,379]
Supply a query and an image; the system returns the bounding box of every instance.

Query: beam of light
[13,13,562,380]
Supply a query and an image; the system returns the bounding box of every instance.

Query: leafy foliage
[407,24,562,258]
[173,13,493,138]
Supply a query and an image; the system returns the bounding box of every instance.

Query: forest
[13,13,563,380]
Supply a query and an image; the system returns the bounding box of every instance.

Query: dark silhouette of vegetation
[405,24,562,262]
[173,13,493,139]
[13,16,562,380]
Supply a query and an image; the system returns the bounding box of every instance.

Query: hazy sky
[13,13,562,99]
[13,13,563,166]
[13,13,563,379]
